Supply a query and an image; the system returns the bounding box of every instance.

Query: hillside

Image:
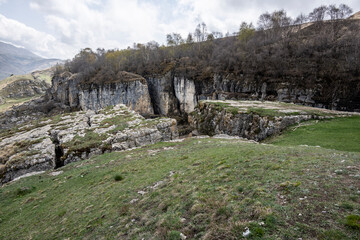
[0,69,52,112]
[0,41,62,80]
[0,116,359,239]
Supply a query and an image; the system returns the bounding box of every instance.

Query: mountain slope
[0,41,62,80]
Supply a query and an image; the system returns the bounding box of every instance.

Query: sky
[0,0,359,59]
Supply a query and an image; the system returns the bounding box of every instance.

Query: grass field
[0,135,359,239]
[266,116,360,152]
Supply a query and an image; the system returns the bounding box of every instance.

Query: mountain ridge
[0,41,63,80]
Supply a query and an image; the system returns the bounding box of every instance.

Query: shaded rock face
[49,72,154,116]
[0,79,50,98]
[0,104,178,185]
[0,96,4,105]
[192,74,360,112]
[188,101,337,141]
[146,72,359,117]
[146,74,197,116]
[146,74,179,116]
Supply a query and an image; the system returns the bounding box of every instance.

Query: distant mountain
[0,41,63,80]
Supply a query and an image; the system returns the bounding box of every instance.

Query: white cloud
[28,0,162,56]
[1,0,359,59]
[0,14,75,58]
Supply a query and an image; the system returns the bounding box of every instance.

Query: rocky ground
[0,104,178,185]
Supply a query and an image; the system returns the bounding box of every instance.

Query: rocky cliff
[146,74,197,116]
[147,72,359,117]
[0,104,178,185]
[189,100,357,141]
[49,71,154,116]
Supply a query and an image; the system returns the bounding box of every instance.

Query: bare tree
[186,33,194,43]
[257,12,272,30]
[339,4,353,19]
[194,24,202,42]
[309,5,328,22]
[201,22,208,41]
[212,31,223,39]
[294,13,308,25]
[327,5,340,20]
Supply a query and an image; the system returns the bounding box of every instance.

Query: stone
[0,104,178,185]
[49,71,154,116]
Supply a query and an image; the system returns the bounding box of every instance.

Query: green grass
[0,138,359,239]
[266,116,360,152]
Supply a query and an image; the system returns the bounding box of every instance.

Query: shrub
[345,215,360,230]
[15,187,34,197]
[114,174,124,181]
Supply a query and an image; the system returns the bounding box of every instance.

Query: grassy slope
[0,70,52,112]
[0,71,52,90]
[266,116,360,152]
[0,137,359,239]
[0,95,41,113]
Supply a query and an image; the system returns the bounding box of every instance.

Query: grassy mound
[0,137,359,239]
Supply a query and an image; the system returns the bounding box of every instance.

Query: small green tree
[238,22,255,43]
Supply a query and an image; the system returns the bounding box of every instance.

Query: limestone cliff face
[146,74,198,116]
[174,77,197,114]
[49,71,154,115]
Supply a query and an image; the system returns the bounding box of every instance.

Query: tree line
[56,3,358,85]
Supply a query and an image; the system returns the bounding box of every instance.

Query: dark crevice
[87,116,92,127]
[54,145,64,169]
[50,131,65,169]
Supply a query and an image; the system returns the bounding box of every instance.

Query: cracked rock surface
[0,104,178,185]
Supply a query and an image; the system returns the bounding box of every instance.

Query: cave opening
[54,145,64,169]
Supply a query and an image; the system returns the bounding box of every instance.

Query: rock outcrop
[49,71,154,116]
[146,74,198,116]
[0,104,178,185]
[189,100,356,141]
[146,74,179,116]
[0,78,50,98]
[144,72,360,117]
[190,74,360,112]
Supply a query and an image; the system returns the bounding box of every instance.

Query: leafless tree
[309,5,328,22]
